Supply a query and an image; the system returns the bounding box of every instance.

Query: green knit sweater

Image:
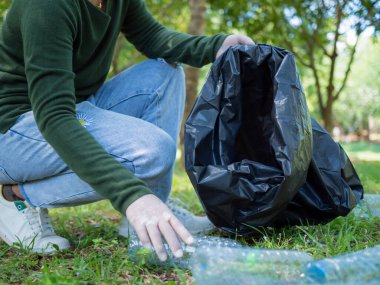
[0,0,227,213]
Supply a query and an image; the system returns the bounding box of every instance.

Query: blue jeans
[0,59,186,208]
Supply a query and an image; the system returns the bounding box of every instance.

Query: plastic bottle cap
[306,265,326,282]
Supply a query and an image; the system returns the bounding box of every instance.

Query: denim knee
[174,65,186,105]
[134,129,177,180]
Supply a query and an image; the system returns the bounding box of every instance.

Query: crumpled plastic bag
[184,44,363,235]
[277,118,363,226]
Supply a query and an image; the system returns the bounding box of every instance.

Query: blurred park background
[1,0,380,161]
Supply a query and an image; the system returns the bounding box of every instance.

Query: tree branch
[326,1,343,103]
[319,43,331,58]
[282,37,312,68]
[310,52,325,113]
[334,35,360,101]
[312,1,332,58]
[294,4,325,112]
[273,5,313,68]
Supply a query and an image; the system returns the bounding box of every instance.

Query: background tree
[335,38,380,138]
[179,0,207,167]
[208,0,379,133]
[1,0,379,138]
[109,0,188,77]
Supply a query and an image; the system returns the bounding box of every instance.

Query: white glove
[216,34,255,59]
[126,194,194,261]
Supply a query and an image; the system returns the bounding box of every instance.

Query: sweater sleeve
[121,0,229,68]
[21,0,152,214]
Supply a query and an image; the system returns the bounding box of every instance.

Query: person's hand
[126,194,194,261]
[216,34,255,59]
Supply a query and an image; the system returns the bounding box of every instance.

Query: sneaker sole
[0,229,14,247]
[0,224,70,254]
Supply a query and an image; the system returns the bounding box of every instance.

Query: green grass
[351,161,380,194]
[1,143,379,284]
[341,142,380,194]
[341,141,380,162]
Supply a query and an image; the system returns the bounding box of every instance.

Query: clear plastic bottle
[304,245,380,284]
[191,246,313,285]
[353,194,380,218]
[127,235,243,269]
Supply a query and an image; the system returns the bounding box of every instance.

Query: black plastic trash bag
[185,44,313,234]
[276,118,363,226]
[184,44,363,235]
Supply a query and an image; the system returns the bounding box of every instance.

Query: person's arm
[21,0,152,214]
[121,0,228,67]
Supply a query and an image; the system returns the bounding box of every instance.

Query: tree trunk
[364,116,370,142]
[179,0,206,168]
[321,104,334,134]
[321,84,335,133]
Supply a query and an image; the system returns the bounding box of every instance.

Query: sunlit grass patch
[341,142,380,162]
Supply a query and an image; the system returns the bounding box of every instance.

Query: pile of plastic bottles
[191,245,380,285]
[128,194,380,284]
[127,235,243,269]
[352,194,380,218]
[191,246,313,285]
[129,235,379,284]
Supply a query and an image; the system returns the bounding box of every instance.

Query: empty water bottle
[304,245,380,284]
[191,246,313,285]
[128,235,242,269]
[353,194,380,218]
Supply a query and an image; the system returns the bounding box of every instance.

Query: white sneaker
[166,198,216,235]
[0,185,70,254]
[118,198,216,238]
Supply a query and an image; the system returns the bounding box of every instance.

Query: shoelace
[39,208,55,235]
[24,207,54,236]
[24,207,43,236]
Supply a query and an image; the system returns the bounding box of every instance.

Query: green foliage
[0,0,10,10]
[0,0,11,23]
[2,0,378,131]
[146,0,189,31]
[108,0,191,76]
[207,0,379,131]
[334,38,380,132]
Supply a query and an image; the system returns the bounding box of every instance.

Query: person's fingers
[216,48,227,58]
[158,219,183,258]
[146,222,167,261]
[216,34,255,59]
[237,34,255,44]
[168,214,194,245]
[134,223,152,249]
